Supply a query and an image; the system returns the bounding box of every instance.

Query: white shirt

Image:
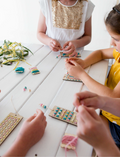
[39,0,95,47]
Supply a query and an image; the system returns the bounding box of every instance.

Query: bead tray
[49,106,77,126]
[63,73,82,82]
[0,113,23,145]
[60,52,81,57]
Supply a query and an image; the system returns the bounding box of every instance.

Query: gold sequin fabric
[52,0,87,29]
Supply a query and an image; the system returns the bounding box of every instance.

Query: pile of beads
[49,106,77,126]
[56,54,61,58]
[15,67,24,74]
[29,67,40,75]
[23,86,27,91]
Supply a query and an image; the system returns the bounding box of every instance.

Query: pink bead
[23,88,26,91]
[40,104,43,107]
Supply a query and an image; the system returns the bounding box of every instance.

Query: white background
[0,0,119,49]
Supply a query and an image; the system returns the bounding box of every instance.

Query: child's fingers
[63,42,69,49]
[69,51,77,57]
[27,115,36,122]
[34,109,45,122]
[50,43,60,51]
[75,91,97,101]
[69,60,78,66]
[73,95,81,109]
[78,106,100,123]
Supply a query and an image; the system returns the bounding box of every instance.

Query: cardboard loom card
[0,113,23,145]
[49,106,77,126]
[60,52,81,57]
[63,74,82,82]
[61,133,77,150]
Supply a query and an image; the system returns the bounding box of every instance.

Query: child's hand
[65,59,84,79]
[77,105,112,150]
[65,58,85,68]
[16,109,47,151]
[49,39,62,52]
[63,41,77,57]
[73,91,104,112]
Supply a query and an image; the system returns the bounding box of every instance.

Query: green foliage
[0,40,33,66]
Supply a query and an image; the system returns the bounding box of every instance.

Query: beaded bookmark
[60,52,81,57]
[0,113,23,145]
[49,106,77,126]
[63,73,82,82]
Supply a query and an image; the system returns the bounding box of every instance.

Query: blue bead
[44,106,46,109]
[63,117,66,120]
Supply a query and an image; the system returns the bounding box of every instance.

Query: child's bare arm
[83,47,114,68]
[37,10,62,51]
[74,91,120,117]
[65,59,120,98]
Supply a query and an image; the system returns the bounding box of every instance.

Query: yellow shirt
[102,49,120,125]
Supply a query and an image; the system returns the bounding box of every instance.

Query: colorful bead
[63,117,66,120]
[56,115,59,117]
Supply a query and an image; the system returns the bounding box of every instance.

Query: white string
[11,96,18,116]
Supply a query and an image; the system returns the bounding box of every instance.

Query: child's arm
[3,109,47,157]
[66,47,114,68]
[65,59,120,98]
[74,91,120,117]
[37,10,62,51]
[77,106,120,157]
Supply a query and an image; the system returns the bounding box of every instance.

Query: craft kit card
[63,73,82,82]
[0,113,23,145]
[49,106,77,126]
[60,52,81,57]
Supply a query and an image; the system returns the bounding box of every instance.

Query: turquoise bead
[56,115,59,117]
[63,117,66,120]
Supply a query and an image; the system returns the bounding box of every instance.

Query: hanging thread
[11,96,18,116]
[61,134,78,157]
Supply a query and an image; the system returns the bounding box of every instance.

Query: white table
[0,44,108,156]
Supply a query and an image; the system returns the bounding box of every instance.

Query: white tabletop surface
[0,44,108,156]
